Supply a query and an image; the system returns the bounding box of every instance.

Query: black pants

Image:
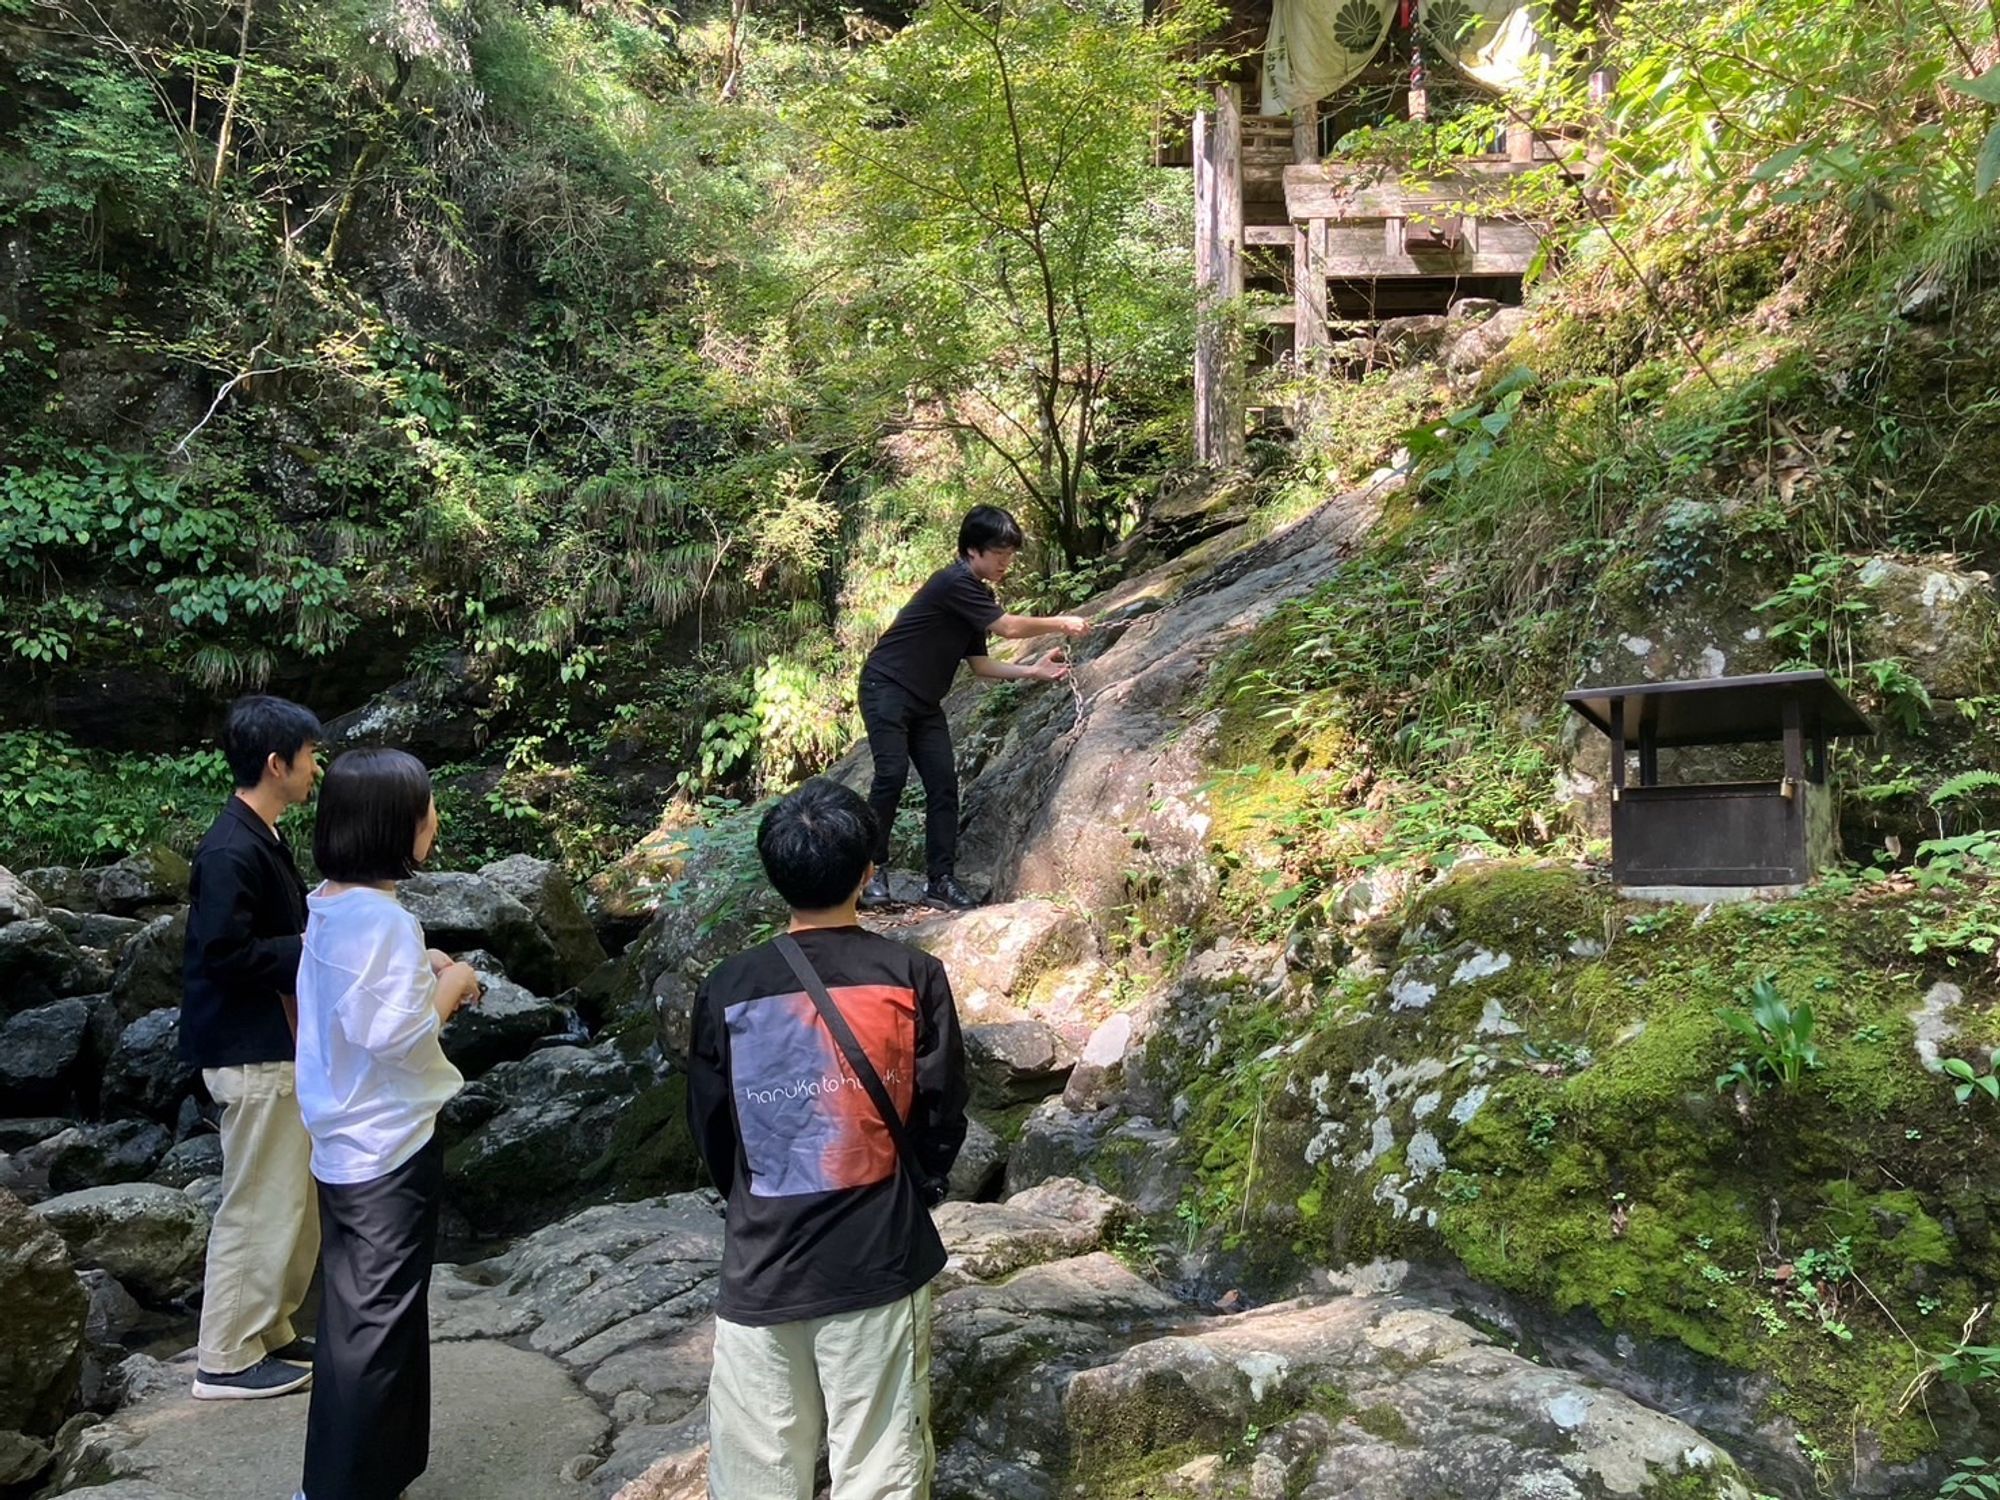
[302,1137,444,1500]
[859,673,958,881]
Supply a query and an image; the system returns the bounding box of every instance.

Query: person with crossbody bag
[686,778,970,1499]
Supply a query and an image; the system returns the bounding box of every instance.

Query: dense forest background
[0,0,1203,876]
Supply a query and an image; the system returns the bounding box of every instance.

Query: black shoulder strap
[772,932,924,1190]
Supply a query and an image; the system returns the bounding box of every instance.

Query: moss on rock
[1161,859,2000,1472]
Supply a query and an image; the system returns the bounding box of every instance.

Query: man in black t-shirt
[858,505,1089,910]
[688,777,968,1499]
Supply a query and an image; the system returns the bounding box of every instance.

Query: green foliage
[1753,555,1870,673]
[1404,367,1536,493]
[1934,1340,2000,1388]
[1714,976,1821,1094]
[1938,1457,2000,1500]
[1942,1057,2000,1105]
[6,57,199,255]
[0,731,231,866]
[814,0,1213,561]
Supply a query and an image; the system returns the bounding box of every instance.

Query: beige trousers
[707,1286,934,1500]
[196,1061,320,1374]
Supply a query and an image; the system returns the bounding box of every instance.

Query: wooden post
[1506,122,1535,163]
[1293,217,1329,364]
[1809,720,1829,784]
[1194,82,1244,467]
[1609,696,1628,800]
[1781,697,1805,798]
[1292,98,1319,164]
[1637,720,1658,788]
[1408,12,1430,124]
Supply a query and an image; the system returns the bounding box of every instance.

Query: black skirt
[302,1137,444,1500]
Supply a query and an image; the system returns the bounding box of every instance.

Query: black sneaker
[191,1356,313,1400]
[859,871,894,909]
[269,1336,315,1365]
[923,875,981,911]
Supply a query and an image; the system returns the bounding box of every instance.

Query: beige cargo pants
[707,1286,934,1499]
[196,1061,321,1374]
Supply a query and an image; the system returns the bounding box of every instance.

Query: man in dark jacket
[858,505,1089,910]
[688,777,968,1498]
[181,695,322,1400]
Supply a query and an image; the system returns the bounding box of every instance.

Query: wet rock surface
[0,1186,87,1437]
[31,1183,209,1304]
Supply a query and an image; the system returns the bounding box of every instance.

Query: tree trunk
[324,53,415,268]
[201,0,255,274]
[720,0,751,102]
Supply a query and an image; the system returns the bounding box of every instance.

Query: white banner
[1261,0,1396,115]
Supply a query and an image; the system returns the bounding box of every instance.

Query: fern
[1931,770,2000,808]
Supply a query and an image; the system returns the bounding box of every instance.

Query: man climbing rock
[858,505,1088,910]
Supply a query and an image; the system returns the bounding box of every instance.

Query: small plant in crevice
[1752,553,1871,675]
[1852,656,1933,735]
[1715,976,1820,1094]
[1776,1238,1856,1342]
[1933,1336,2000,1389]
[1403,365,1536,495]
[1944,1056,2000,1105]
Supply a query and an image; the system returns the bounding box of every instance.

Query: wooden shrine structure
[1563,672,1874,896]
[1184,0,1607,465]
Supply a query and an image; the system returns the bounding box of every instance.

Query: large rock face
[99,1008,195,1124]
[919,488,1379,923]
[398,872,566,997]
[1062,1294,1752,1499]
[479,854,609,992]
[0,1186,86,1436]
[0,867,45,928]
[0,997,111,1115]
[32,1183,209,1304]
[1853,554,2000,701]
[107,912,187,1024]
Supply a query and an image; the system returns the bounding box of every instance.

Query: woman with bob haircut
[292,747,482,1500]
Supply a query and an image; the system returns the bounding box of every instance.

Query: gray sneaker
[191,1355,313,1400]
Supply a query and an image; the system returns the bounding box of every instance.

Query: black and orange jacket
[687,924,969,1325]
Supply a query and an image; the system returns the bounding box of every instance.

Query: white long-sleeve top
[296,884,464,1185]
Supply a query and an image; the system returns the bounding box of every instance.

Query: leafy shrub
[1715,976,1821,1093]
[0,732,232,867]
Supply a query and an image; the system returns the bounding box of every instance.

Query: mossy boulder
[0,1187,86,1436]
[1157,861,2000,1492]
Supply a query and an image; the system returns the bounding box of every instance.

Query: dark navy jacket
[179,798,308,1067]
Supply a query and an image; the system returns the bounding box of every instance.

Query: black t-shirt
[686,925,969,1326]
[862,560,1004,707]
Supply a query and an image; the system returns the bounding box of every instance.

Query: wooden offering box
[1563,672,1874,894]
